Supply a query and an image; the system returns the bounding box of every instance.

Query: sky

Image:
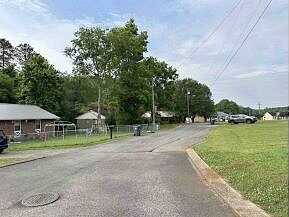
[0,0,288,108]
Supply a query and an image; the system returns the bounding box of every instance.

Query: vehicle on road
[228,114,257,124]
[0,130,8,153]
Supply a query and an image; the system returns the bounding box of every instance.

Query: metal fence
[7,123,160,149]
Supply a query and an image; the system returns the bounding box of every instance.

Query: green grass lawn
[0,158,22,167]
[160,123,178,130]
[194,121,288,217]
[8,132,130,152]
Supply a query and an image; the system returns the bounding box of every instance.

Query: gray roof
[0,103,60,120]
[216,111,229,117]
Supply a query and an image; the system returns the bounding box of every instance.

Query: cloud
[234,64,288,79]
[0,0,48,13]
[0,0,129,72]
[235,70,272,79]
[0,0,287,107]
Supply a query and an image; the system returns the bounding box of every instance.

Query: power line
[211,0,273,86]
[191,0,243,55]
[206,0,246,76]
[210,0,263,87]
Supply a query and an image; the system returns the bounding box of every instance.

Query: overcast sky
[0,0,287,108]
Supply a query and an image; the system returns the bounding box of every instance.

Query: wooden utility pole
[152,78,155,129]
[258,103,261,116]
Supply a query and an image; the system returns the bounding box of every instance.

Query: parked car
[228,114,257,124]
[0,130,8,153]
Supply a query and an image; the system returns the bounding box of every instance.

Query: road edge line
[186,148,271,217]
[0,157,47,169]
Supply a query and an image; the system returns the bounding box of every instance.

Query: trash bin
[210,118,216,125]
[133,125,141,136]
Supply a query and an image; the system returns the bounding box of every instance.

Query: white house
[142,111,175,122]
[262,112,274,121]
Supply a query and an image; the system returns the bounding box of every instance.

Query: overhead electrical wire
[206,0,246,76]
[211,0,273,87]
[209,0,263,88]
[190,0,243,55]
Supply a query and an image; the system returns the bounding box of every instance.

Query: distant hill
[239,106,288,117]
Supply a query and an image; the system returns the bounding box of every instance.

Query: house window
[35,120,41,132]
[14,120,21,134]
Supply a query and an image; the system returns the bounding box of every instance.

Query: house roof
[216,111,229,117]
[263,112,273,117]
[75,110,106,120]
[0,103,60,120]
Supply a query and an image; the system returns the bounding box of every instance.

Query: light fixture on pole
[187,90,190,118]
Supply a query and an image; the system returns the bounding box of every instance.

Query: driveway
[0,124,236,217]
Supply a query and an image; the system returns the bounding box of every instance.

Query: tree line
[0,19,215,124]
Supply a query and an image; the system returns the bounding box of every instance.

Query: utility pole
[152,78,155,130]
[258,103,261,116]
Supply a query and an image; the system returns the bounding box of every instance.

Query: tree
[0,72,16,103]
[215,99,240,114]
[140,57,178,118]
[0,38,14,70]
[107,19,149,124]
[17,54,62,113]
[173,79,214,122]
[65,27,112,125]
[15,43,35,67]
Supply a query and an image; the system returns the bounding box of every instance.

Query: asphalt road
[0,124,236,217]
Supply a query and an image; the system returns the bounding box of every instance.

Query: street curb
[186,148,271,217]
[0,156,46,169]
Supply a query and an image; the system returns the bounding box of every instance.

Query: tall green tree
[215,99,240,114]
[108,19,148,124]
[17,54,62,113]
[0,72,16,103]
[15,43,36,67]
[173,79,214,122]
[0,38,14,70]
[140,57,178,115]
[65,27,112,125]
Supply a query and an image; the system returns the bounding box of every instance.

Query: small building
[75,110,106,129]
[194,115,206,123]
[0,103,60,137]
[262,112,274,121]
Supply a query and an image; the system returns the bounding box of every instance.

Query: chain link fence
[7,123,160,151]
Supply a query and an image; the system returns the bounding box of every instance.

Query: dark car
[0,130,8,153]
[228,114,257,124]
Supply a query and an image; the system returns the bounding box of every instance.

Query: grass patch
[160,123,178,130]
[0,158,23,167]
[194,121,288,217]
[8,133,129,152]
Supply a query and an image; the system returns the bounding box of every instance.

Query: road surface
[0,124,236,217]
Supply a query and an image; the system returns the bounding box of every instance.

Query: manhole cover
[21,193,60,207]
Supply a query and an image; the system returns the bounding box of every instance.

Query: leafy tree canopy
[215,99,240,115]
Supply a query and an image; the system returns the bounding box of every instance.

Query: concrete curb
[0,156,46,169]
[186,148,271,217]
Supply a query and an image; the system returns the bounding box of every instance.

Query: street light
[187,90,190,118]
[186,90,196,123]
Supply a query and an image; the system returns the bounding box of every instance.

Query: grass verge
[160,123,178,130]
[194,121,288,217]
[8,133,129,152]
[0,158,24,167]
